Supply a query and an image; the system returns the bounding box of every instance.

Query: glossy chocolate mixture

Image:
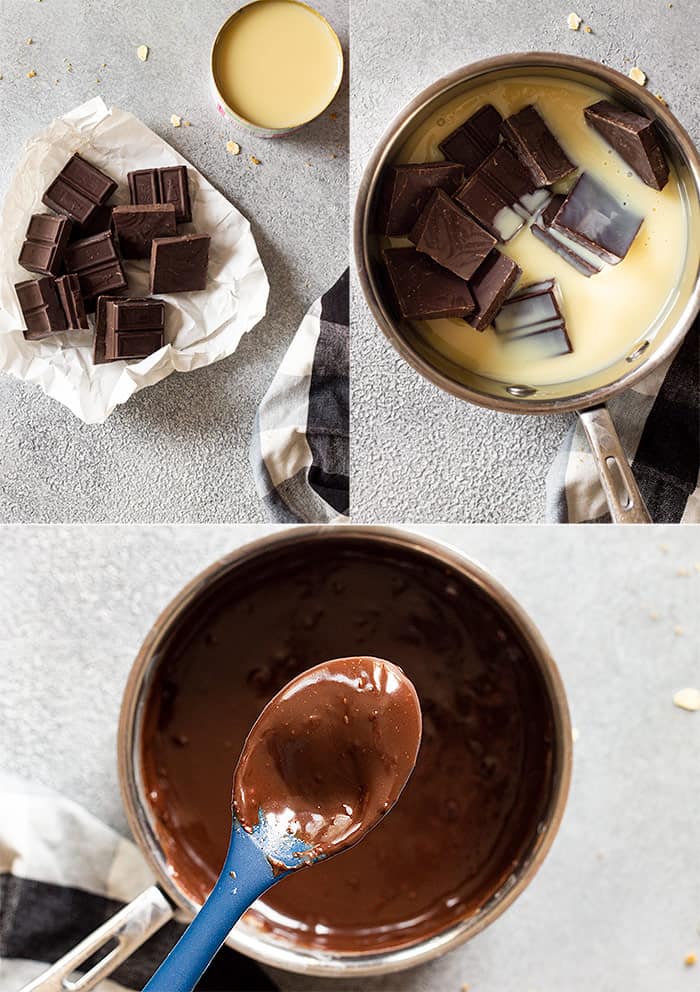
[141,537,555,953]
[234,657,422,860]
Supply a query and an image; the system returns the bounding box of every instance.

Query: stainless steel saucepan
[354,53,700,523]
[21,526,571,988]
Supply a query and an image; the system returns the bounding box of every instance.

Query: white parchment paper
[0,97,269,423]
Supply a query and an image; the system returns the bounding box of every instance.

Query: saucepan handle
[578,405,652,524]
[18,885,174,992]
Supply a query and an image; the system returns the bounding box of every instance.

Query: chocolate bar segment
[150,234,210,294]
[409,189,496,281]
[493,278,572,357]
[56,273,89,330]
[383,246,475,320]
[466,251,522,331]
[113,203,177,259]
[15,277,67,339]
[375,162,464,237]
[454,144,550,242]
[69,203,114,242]
[64,230,127,304]
[42,153,117,226]
[584,100,669,191]
[128,166,192,223]
[94,296,166,364]
[438,105,502,173]
[531,195,603,277]
[550,172,643,265]
[18,214,72,277]
[501,105,576,187]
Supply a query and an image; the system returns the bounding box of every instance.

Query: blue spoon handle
[142,823,280,992]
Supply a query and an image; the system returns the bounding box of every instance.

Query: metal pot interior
[119,527,571,977]
[356,55,700,413]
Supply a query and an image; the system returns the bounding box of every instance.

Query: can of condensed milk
[210,0,344,138]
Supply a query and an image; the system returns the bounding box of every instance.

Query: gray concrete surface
[0,0,348,522]
[350,0,700,522]
[1,523,699,990]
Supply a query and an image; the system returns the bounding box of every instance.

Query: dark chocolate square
[375,162,464,237]
[113,203,178,259]
[466,251,521,331]
[94,296,166,364]
[501,105,576,187]
[150,234,210,294]
[409,189,496,281]
[438,105,503,173]
[15,277,67,339]
[584,100,669,191]
[550,172,643,265]
[18,214,73,277]
[383,246,475,320]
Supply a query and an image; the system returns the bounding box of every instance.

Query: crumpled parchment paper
[0,97,269,423]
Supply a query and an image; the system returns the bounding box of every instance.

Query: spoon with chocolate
[143,655,422,992]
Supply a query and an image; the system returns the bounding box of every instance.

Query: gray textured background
[0,0,348,522]
[350,0,700,523]
[1,523,699,990]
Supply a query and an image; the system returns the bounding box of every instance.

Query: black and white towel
[546,319,699,523]
[251,269,349,524]
[0,773,277,992]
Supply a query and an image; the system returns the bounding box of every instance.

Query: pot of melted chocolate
[124,527,571,974]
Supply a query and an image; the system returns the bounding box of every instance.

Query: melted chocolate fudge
[141,536,555,954]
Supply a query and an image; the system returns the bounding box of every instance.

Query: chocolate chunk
[438,105,502,173]
[531,195,603,277]
[42,153,117,226]
[56,273,89,330]
[383,246,475,320]
[150,234,210,294]
[550,172,643,265]
[64,230,127,304]
[18,214,72,277]
[493,279,572,357]
[501,105,576,187]
[454,144,550,242]
[466,251,522,331]
[409,189,496,281]
[113,203,177,259]
[69,203,114,242]
[375,162,464,237]
[15,277,67,339]
[584,100,669,191]
[128,165,192,223]
[94,296,166,364]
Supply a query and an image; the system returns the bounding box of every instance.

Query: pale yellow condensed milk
[212,0,343,133]
[395,75,688,387]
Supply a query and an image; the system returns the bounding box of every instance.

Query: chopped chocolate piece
[94,296,166,364]
[501,105,576,187]
[42,153,117,226]
[64,231,127,304]
[56,273,89,330]
[454,144,550,241]
[466,251,522,331]
[18,214,72,277]
[69,203,114,242]
[584,100,669,191]
[494,279,572,357]
[113,203,177,259]
[383,246,475,320]
[375,162,464,237]
[409,189,496,281]
[438,105,502,172]
[551,172,643,265]
[531,195,603,277]
[128,165,192,223]
[150,233,210,294]
[15,277,67,339]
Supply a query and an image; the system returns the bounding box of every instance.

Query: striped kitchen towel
[251,269,349,523]
[546,319,699,524]
[0,773,276,992]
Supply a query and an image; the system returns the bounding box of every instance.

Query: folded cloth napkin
[251,269,349,523]
[0,774,277,992]
[546,319,699,523]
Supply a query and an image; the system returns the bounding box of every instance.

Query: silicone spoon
[143,656,422,992]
